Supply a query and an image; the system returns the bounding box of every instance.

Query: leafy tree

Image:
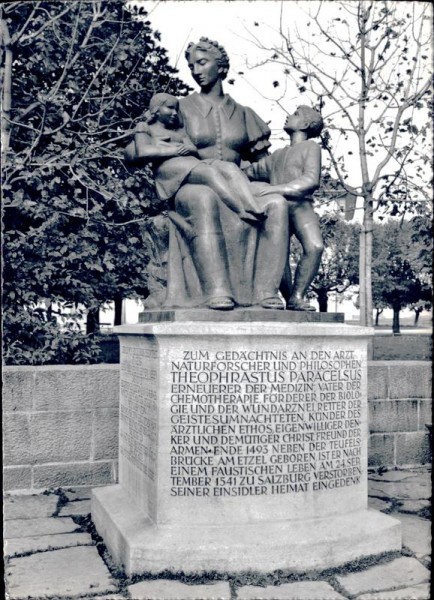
[409,300,431,326]
[407,211,433,325]
[244,1,432,327]
[372,219,432,334]
[410,212,433,275]
[1,0,190,364]
[297,212,359,312]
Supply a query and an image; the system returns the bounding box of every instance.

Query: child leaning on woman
[132,92,267,225]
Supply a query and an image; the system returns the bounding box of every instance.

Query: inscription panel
[169,349,363,499]
[120,340,159,515]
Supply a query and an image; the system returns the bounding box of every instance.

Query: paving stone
[368,497,392,512]
[336,557,430,597]
[128,579,231,599]
[356,582,431,599]
[3,494,58,520]
[393,514,432,557]
[88,596,125,600]
[236,581,346,599]
[396,499,431,514]
[368,479,431,501]
[5,545,117,599]
[63,486,94,501]
[4,516,78,539]
[407,471,432,487]
[58,499,91,516]
[368,471,419,483]
[5,532,93,557]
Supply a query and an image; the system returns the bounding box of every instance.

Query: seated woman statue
[133,92,267,226]
[125,37,289,311]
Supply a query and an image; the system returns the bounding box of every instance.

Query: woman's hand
[176,143,197,156]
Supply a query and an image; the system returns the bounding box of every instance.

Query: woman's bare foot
[260,296,285,310]
[207,296,235,310]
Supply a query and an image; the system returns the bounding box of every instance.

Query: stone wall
[368,361,432,467]
[3,362,431,491]
[3,365,119,491]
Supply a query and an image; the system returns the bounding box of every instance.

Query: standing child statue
[246,105,325,311]
[131,92,267,226]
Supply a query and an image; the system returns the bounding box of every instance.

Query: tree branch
[18,2,78,45]
[1,15,12,163]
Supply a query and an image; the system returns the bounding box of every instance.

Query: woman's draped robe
[159,92,289,308]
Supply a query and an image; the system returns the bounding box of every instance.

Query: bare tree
[243,0,432,327]
[1,1,190,364]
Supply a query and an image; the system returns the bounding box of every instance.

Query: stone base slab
[138,308,344,323]
[92,485,401,576]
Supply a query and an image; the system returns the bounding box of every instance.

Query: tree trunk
[114,296,123,326]
[1,17,13,164]
[86,307,100,334]
[359,197,373,328]
[375,308,383,326]
[414,308,422,326]
[317,290,328,313]
[392,305,401,335]
[359,227,366,324]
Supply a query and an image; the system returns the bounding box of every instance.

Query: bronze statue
[246,106,324,311]
[126,37,290,311]
[132,92,267,226]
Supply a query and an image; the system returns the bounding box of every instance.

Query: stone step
[127,579,231,599]
[393,513,431,557]
[5,532,93,557]
[5,545,117,599]
[4,494,58,520]
[336,557,430,597]
[235,581,346,599]
[4,516,78,539]
[58,499,91,516]
[356,582,431,599]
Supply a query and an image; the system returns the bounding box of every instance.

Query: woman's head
[146,93,179,127]
[185,37,230,87]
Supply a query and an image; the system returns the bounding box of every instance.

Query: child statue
[133,92,267,226]
[246,105,325,311]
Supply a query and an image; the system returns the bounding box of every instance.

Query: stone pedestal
[92,315,401,576]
